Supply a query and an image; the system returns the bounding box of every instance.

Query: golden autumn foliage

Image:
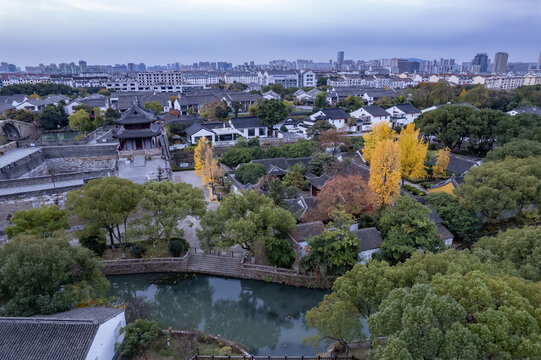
[398,123,428,180]
[433,147,451,178]
[362,122,397,164]
[369,139,401,206]
[194,138,223,185]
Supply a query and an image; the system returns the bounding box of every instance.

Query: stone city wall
[0,169,113,189]
[42,144,118,159]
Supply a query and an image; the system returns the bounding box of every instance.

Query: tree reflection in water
[108,273,329,355]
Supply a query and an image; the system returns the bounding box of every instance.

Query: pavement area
[117,156,170,184]
[173,170,220,248]
[0,147,41,168]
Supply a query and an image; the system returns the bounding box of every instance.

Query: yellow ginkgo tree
[362,122,397,164]
[369,139,402,206]
[398,123,428,183]
[433,147,451,178]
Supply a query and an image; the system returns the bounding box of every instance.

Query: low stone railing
[102,254,335,289]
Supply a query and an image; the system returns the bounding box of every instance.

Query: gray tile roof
[321,107,349,119]
[362,105,389,117]
[289,221,325,243]
[81,98,108,108]
[115,104,156,125]
[230,116,264,129]
[392,103,421,114]
[251,157,311,175]
[0,307,123,360]
[354,227,383,251]
[430,153,481,175]
[437,223,454,241]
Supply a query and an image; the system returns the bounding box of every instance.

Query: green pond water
[107,273,331,355]
[40,131,79,141]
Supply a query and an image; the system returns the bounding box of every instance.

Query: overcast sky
[1,0,540,67]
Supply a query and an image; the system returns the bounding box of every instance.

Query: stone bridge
[0,119,39,141]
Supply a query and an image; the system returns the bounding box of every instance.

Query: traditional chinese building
[113,104,161,152]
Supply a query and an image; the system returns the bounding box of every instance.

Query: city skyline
[1,0,540,66]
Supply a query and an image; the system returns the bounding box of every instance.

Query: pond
[107,273,331,355]
[40,131,79,141]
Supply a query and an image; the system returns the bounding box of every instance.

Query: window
[259,128,266,136]
[248,128,255,137]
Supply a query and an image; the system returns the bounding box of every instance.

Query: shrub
[265,237,296,268]
[402,184,426,196]
[235,163,267,184]
[79,228,107,257]
[421,181,432,189]
[130,244,147,258]
[116,319,161,360]
[168,238,189,257]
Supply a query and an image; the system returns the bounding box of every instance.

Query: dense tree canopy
[4,205,69,239]
[378,196,442,263]
[0,83,78,96]
[306,120,334,139]
[305,248,541,359]
[457,157,541,222]
[235,163,267,184]
[200,100,230,121]
[473,226,541,281]
[144,101,162,115]
[308,152,335,176]
[398,123,428,181]
[426,192,481,243]
[0,234,109,316]
[319,128,351,156]
[485,139,541,161]
[197,190,296,255]
[362,122,397,164]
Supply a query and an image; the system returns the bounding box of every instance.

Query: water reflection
[108,273,330,355]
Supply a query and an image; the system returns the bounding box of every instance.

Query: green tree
[459,85,492,108]
[200,100,230,121]
[473,226,541,281]
[415,105,475,150]
[129,181,206,247]
[485,139,541,161]
[336,95,364,112]
[313,91,328,111]
[379,196,442,263]
[457,157,541,222]
[104,107,121,124]
[304,294,364,355]
[426,192,481,243]
[78,226,107,257]
[197,190,296,255]
[235,163,267,184]
[301,228,360,276]
[494,113,541,144]
[144,101,162,115]
[306,119,334,139]
[256,99,288,127]
[308,152,335,176]
[282,163,308,190]
[265,237,295,268]
[368,283,483,360]
[231,100,241,117]
[116,319,161,360]
[66,177,142,258]
[68,109,95,133]
[39,104,68,129]
[317,77,329,87]
[0,234,109,316]
[268,178,286,206]
[4,205,69,239]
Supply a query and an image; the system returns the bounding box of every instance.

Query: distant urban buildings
[493,52,509,73]
[472,53,489,73]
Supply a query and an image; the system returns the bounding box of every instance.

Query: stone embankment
[102,249,335,289]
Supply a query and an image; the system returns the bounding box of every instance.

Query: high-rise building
[78,60,87,73]
[472,53,489,73]
[537,52,541,70]
[337,51,344,69]
[493,52,509,73]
